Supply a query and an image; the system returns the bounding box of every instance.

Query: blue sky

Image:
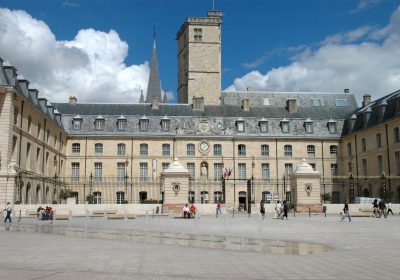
[1,0,400,104]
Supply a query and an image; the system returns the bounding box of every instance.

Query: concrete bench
[55,214,69,220]
[107,214,136,219]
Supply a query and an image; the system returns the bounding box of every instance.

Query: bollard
[309,208,311,217]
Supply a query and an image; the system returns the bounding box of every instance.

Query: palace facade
[1,10,399,208]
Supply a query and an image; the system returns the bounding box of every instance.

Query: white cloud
[350,0,384,13]
[227,6,400,103]
[0,8,150,103]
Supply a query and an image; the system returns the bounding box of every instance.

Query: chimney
[241,98,249,111]
[69,96,77,105]
[192,96,204,110]
[362,94,371,107]
[151,96,159,110]
[344,89,350,93]
[286,98,297,113]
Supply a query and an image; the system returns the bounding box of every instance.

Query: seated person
[182,204,190,218]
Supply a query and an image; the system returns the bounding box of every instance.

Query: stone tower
[177,10,222,105]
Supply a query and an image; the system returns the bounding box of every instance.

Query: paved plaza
[1,212,399,279]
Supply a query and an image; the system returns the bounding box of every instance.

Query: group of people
[37,206,54,220]
[372,199,393,218]
[259,199,289,219]
[182,203,197,219]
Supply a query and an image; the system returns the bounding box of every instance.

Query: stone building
[1,10,399,208]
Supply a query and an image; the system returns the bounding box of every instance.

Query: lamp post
[125,158,129,203]
[381,172,386,201]
[251,156,255,203]
[348,173,354,203]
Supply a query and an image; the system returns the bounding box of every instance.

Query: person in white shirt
[275,201,282,219]
[182,204,190,219]
[3,202,12,223]
[387,202,394,215]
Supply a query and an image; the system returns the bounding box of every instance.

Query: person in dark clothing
[282,200,289,219]
[372,199,379,218]
[340,200,351,222]
[260,199,265,220]
[378,200,387,218]
[3,202,12,223]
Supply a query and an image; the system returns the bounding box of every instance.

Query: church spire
[139,89,145,103]
[145,24,162,103]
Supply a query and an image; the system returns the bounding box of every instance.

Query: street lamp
[251,156,255,203]
[125,158,129,203]
[381,172,386,201]
[348,173,354,203]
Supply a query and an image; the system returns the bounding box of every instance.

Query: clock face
[200,142,209,152]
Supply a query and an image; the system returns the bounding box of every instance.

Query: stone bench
[107,214,136,219]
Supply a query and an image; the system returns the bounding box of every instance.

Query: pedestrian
[216,200,221,218]
[3,202,13,223]
[340,200,351,222]
[282,200,289,220]
[386,202,394,215]
[260,199,265,219]
[190,204,197,218]
[275,200,282,219]
[372,199,379,218]
[378,200,387,218]
[182,204,190,218]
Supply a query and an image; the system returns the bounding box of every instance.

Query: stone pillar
[161,158,190,214]
[290,159,321,213]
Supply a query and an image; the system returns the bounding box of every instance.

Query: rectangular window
[161,119,170,131]
[140,144,148,156]
[140,119,149,131]
[117,120,126,131]
[376,133,382,148]
[95,143,103,155]
[95,120,104,130]
[361,138,366,152]
[311,98,324,106]
[116,192,125,204]
[281,122,289,133]
[260,122,268,133]
[347,143,352,156]
[238,144,246,156]
[194,28,202,41]
[362,159,368,177]
[117,144,126,155]
[330,145,338,156]
[310,163,316,171]
[214,163,223,181]
[117,162,126,182]
[395,151,400,176]
[162,144,170,156]
[73,120,82,130]
[162,162,170,171]
[187,163,195,178]
[93,192,101,204]
[261,163,270,181]
[238,163,246,179]
[214,144,222,156]
[72,143,80,154]
[261,145,269,156]
[284,145,292,157]
[94,162,102,182]
[187,144,195,156]
[328,123,337,134]
[285,163,293,175]
[307,145,315,157]
[331,164,338,183]
[377,155,383,175]
[71,162,80,182]
[305,123,314,134]
[335,99,348,106]
[140,162,148,182]
[237,122,245,132]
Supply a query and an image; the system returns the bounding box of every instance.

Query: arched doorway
[139,191,147,203]
[25,183,31,204]
[238,191,246,211]
[363,188,370,197]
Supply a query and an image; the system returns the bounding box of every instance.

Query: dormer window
[259,118,268,133]
[304,118,313,134]
[327,119,337,134]
[95,116,105,130]
[280,118,289,133]
[73,115,83,131]
[117,115,127,131]
[236,118,245,133]
[161,116,170,131]
[139,116,149,131]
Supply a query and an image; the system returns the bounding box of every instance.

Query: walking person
[260,199,265,220]
[3,202,13,223]
[275,200,282,219]
[386,202,394,216]
[282,200,289,220]
[216,200,221,218]
[378,200,387,218]
[340,200,351,222]
[372,199,379,218]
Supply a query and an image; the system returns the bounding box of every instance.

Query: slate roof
[145,39,162,103]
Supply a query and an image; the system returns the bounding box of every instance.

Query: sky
[1,0,400,105]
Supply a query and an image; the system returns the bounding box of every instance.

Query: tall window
[161,119,170,131]
[284,145,292,157]
[187,163,195,178]
[117,143,126,155]
[73,118,82,130]
[214,144,222,156]
[116,192,125,204]
[95,118,105,130]
[330,145,338,156]
[117,117,126,131]
[194,28,202,41]
[139,162,148,182]
[162,144,170,156]
[394,127,400,143]
[261,163,270,181]
[238,144,246,156]
[95,143,103,155]
[259,121,268,133]
[37,123,41,138]
[377,155,383,175]
[187,144,195,156]
[362,159,368,177]
[14,107,19,126]
[236,120,245,132]
[331,164,338,183]
[117,162,126,182]
[361,138,366,152]
[27,116,32,133]
[307,145,315,157]
[238,163,246,179]
[285,163,293,175]
[72,143,80,154]
[305,122,313,134]
[376,133,382,148]
[71,163,80,182]
[281,120,289,133]
[94,162,103,182]
[347,143,352,156]
[214,163,223,181]
[140,144,148,156]
[261,145,269,156]
[93,192,101,204]
[140,119,149,131]
[328,122,337,134]
[395,151,400,176]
